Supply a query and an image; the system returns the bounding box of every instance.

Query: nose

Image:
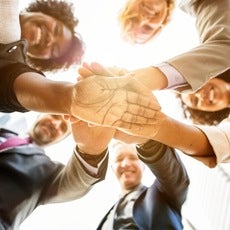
[120,158,131,167]
[52,119,62,130]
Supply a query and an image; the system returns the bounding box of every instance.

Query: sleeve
[155,62,188,89]
[136,140,190,210]
[197,121,230,164]
[74,145,108,176]
[166,0,230,92]
[0,41,45,112]
[42,150,109,203]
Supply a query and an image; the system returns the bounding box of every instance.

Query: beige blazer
[167,0,230,91]
[196,118,230,166]
[0,0,21,43]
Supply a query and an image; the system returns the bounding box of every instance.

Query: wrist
[76,145,107,167]
[136,139,167,162]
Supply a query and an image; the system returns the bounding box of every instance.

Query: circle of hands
[68,62,162,154]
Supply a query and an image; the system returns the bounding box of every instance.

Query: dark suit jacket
[0,129,108,230]
[97,146,189,230]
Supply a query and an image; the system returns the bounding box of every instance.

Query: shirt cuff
[74,146,108,176]
[136,140,168,163]
[155,62,188,89]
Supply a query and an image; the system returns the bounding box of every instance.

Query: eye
[51,45,59,58]
[54,22,62,36]
[190,95,199,107]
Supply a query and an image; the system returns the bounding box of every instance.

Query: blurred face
[112,145,143,191]
[181,78,230,112]
[20,12,72,60]
[31,114,69,146]
[129,0,168,43]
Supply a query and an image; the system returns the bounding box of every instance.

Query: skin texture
[20,12,72,60]
[181,78,230,112]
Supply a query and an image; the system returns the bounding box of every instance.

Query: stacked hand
[76,62,163,141]
[73,62,161,134]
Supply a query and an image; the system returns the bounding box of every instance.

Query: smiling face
[181,78,230,112]
[31,114,70,146]
[20,12,73,60]
[112,144,143,192]
[120,0,169,44]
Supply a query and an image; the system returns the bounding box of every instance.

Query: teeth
[209,88,215,102]
[35,27,42,45]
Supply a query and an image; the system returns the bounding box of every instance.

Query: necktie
[0,136,31,151]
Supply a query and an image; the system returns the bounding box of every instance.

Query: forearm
[152,112,214,156]
[14,72,74,114]
[131,66,168,90]
[47,153,107,203]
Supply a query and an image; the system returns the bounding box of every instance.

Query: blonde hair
[118,0,175,43]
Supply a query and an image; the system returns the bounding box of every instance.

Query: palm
[71,120,115,154]
[72,75,160,129]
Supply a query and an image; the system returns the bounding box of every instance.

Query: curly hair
[118,0,175,43]
[176,93,230,126]
[24,0,85,72]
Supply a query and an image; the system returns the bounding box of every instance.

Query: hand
[114,130,148,144]
[78,62,128,80]
[71,74,161,130]
[71,118,115,155]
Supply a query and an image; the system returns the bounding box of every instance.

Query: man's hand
[114,130,148,144]
[71,74,161,131]
[71,118,115,155]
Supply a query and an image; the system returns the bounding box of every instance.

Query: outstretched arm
[79,62,216,167]
[13,71,161,128]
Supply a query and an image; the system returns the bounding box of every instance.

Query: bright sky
[18,0,205,229]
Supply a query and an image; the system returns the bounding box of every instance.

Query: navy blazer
[97,147,189,230]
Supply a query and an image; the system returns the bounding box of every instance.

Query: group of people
[0,0,229,229]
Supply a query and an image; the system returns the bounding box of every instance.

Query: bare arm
[119,110,216,166]
[13,72,160,130]
[14,72,73,114]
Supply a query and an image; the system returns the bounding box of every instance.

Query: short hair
[118,0,175,43]
[24,0,85,72]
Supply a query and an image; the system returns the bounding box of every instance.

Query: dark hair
[176,94,230,126]
[25,0,85,72]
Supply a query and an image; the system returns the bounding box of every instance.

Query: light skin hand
[79,62,168,90]
[114,129,148,144]
[70,117,115,155]
[71,74,161,129]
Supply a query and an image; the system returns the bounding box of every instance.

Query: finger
[90,62,114,76]
[78,67,94,78]
[66,115,81,124]
[126,92,161,112]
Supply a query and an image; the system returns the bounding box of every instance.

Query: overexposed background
[16,0,230,230]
